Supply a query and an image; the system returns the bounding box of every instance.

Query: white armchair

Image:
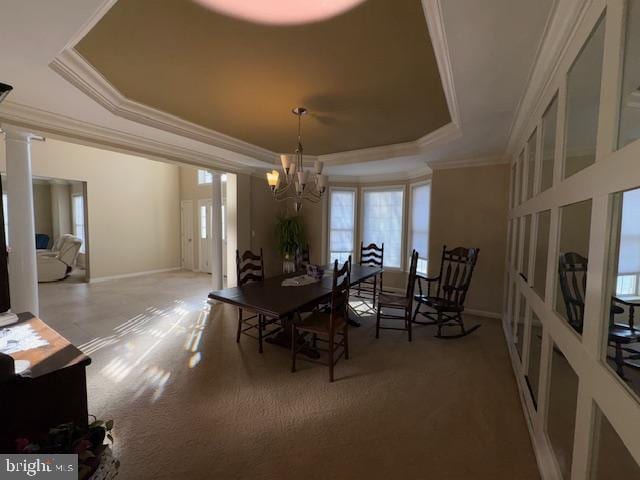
[37,233,73,257]
[37,236,82,282]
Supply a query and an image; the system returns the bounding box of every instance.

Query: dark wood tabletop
[209,264,382,318]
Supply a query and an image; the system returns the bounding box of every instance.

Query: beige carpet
[39,271,540,480]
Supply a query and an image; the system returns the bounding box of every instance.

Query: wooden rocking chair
[412,245,481,339]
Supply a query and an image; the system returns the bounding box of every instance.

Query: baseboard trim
[465,308,501,319]
[89,267,182,284]
[501,319,560,480]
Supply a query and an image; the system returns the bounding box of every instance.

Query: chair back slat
[434,245,480,307]
[330,259,351,331]
[405,250,419,299]
[236,249,265,287]
[295,245,310,270]
[359,242,384,268]
[558,252,588,331]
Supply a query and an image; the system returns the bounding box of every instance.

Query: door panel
[180,200,194,271]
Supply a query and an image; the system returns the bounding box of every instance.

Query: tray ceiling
[75,0,450,156]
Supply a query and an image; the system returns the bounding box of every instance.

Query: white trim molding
[50,48,278,164]
[507,0,592,155]
[45,0,464,174]
[428,154,508,171]
[0,101,257,175]
[89,267,182,284]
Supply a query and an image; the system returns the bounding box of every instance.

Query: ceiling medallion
[193,0,365,25]
[266,107,327,213]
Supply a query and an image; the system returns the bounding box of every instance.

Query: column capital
[1,124,36,143]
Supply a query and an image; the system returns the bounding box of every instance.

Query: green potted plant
[275,215,306,273]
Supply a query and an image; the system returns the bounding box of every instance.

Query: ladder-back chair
[413,246,481,338]
[295,245,310,271]
[559,252,640,378]
[375,250,418,341]
[355,242,384,305]
[292,259,351,382]
[235,249,279,353]
[557,252,588,333]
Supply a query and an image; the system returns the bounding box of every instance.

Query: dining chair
[236,249,278,353]
[412,245,481,339]
[557,252,588,333]
[608,297,640,380]
[375,250,418,341]
[352,242,384,310]
[557,252,640,379]
[291,259,351,382]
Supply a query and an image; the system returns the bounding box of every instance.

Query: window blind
[329,190,355,264]
[362,189,404,268]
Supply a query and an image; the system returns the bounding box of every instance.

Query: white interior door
[180,200,194,271]
[199,199,213,273]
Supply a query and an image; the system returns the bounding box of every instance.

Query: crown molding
[0,101,256,175]
[507,0,591,155]
[328,165,432,184]
[49,46,461,169]
[50,48,278,164]
[428,154,508,171]
[45,0,462,172]
[422,0,460,126]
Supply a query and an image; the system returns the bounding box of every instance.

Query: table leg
[265,314,321,359]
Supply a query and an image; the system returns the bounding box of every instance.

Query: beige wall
[250,175,285,277]
[429,163,509,315]
[33,183,53,241]
[0,138,181,280]
[50,182,72,241]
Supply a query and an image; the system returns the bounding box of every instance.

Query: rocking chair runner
[235,249,280,353]
[412,245,481,339]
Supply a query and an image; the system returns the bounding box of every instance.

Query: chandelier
[266,107,327,212]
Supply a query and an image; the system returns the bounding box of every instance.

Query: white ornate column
[210,172,224,291]
[2,125,39,315]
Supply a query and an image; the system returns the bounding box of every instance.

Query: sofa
[37,235,82,282]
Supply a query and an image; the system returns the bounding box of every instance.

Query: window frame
[408,180,431,275]
[359,184,407,272]
[71,193,86,254]
[326,186,357,265]
[198,169,213,185]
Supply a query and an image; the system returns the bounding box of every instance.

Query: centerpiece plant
[275,215,306,273]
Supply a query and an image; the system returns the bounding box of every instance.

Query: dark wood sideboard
[0,313,91,452]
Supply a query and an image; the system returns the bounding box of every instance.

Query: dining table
[208,263,383,357]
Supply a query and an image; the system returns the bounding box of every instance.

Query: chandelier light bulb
[193,0,366,25]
